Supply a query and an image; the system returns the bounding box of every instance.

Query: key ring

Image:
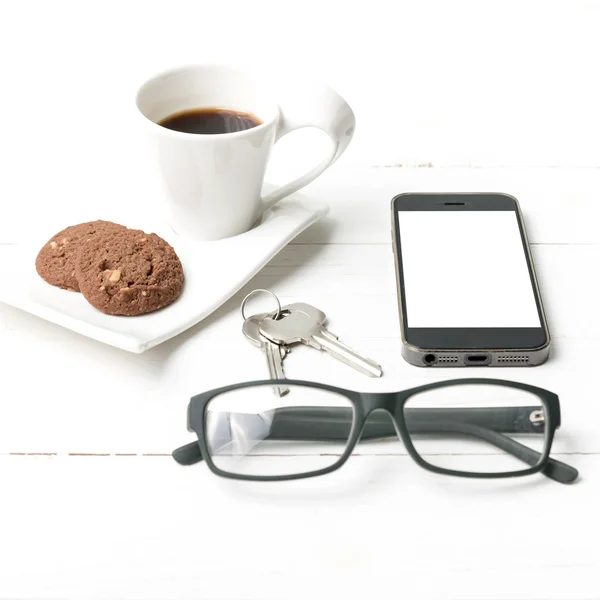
[240,289,282,321]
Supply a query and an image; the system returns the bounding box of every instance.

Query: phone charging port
[465,354,491,365]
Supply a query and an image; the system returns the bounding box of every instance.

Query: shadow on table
[205,454,558,506]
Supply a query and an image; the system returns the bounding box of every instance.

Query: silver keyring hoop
[240,289,282,321]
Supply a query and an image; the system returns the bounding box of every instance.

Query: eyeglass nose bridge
[356,392,405,445]
[362,392,399,416]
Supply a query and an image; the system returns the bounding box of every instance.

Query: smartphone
[391,192,550,367]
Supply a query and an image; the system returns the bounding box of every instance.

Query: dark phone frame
[391,192,550,358]
[172,378,578,484]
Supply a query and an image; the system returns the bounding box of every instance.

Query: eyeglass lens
[205,385,355,477]
[403,384,547,474]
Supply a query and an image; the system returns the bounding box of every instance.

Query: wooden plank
[293,167,600,245]
[0,2,599,182]
[0,454,597,600]
[0,241,597,454]
[1,167,599,245]
[1,243,597,341]
[0,331,593,453]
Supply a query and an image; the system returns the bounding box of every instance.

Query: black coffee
[158,108,262,135]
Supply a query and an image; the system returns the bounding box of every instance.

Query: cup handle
[261,80,355,212]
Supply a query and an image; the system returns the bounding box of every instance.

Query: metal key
[243,312,290,396]
[259,303,383,378]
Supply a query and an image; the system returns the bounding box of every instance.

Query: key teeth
[244,312,291,392]
[264,340,290,396]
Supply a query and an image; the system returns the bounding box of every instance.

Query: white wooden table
[1,166,599,599]
[2,0,600,595]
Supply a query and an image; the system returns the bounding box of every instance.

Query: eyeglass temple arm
[172,441,203,466]
[171,406,578,483]
[267,406,577,484]
[410,419,577,483]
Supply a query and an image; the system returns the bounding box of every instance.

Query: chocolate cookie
[75,230,184,316]
[35,220,126,291]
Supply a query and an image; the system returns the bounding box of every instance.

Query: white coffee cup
[135,64,355,240]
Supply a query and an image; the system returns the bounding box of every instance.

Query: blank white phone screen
[398,211,541,328]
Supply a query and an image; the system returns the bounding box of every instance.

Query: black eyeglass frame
[173,378,578,484]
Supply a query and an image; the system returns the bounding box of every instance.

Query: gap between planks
[4,451,598,458]
[286,242,598,247]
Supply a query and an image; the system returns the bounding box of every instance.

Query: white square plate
[0,199,327,352]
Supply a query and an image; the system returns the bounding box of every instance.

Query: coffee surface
[158,108,262,135]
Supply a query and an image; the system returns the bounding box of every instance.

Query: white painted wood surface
[1,1,600,597]
[0,0,599,219]
[1,166,599,599]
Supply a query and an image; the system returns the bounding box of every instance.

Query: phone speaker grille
[438,355,459,364]
[497,355,530,364]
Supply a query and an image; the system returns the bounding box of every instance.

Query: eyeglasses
[172,378,578,484]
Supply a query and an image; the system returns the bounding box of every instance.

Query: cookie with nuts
[75,229,184,316]
[35,221,126,291]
